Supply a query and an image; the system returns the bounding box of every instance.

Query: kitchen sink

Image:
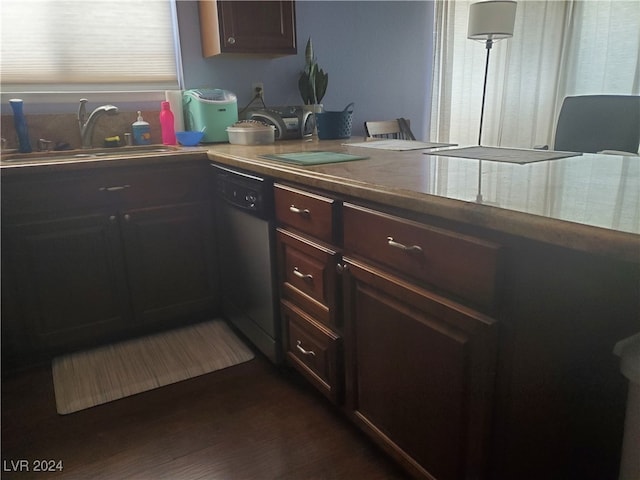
[1,145,183,164]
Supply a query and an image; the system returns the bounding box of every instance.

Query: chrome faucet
[78,99,119,148]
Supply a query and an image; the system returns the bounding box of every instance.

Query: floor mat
[52,319,254,414]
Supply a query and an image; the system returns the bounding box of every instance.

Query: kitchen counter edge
[208,150,640,264]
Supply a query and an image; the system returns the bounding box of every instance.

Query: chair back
[554,95,640,154]
[365,118,415,140]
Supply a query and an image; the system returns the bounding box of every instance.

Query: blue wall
[178,1,434,139]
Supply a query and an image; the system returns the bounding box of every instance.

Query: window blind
[1,0,181,93]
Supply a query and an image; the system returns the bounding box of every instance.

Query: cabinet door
[121,202,217,326]
[3,213,130,352]
[343,257,497,480]
[200,1,297,56]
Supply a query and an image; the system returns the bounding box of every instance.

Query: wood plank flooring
[1,353,409,479]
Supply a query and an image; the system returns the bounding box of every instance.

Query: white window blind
[1,0,181,93]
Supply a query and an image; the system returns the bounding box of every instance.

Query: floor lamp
[467,0,517,146]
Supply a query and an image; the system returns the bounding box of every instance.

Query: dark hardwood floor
[1,351,409,480]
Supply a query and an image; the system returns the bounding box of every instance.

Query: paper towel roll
[165,90,185,132]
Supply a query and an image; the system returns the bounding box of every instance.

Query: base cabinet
[1,162,217,368]
[343,257,497,480]
[3,212,130,353]
[123,202,216,326]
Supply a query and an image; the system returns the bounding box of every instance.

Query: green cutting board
[260,151,368,165]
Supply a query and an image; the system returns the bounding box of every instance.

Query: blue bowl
[176,131,204,146]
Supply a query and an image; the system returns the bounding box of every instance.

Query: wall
[178,1,434,139]
[0,1,434,148]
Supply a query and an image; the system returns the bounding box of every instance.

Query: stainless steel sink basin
[1,145,183,164]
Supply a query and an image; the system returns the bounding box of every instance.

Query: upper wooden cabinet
[199,1,297,57]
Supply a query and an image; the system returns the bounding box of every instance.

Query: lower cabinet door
[121,202,217,326]
[282,299,342,404]
[3,213,130,352]
[343,257,497,480]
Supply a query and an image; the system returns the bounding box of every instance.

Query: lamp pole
[478,39,493,146]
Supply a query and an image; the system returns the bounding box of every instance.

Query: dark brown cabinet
[341,202,501,480]
[1,162,218,367]
[3,213,130,353]
[199,1,297,57]
[122,202,216,326]
[274,183,343,403]
[342,257,497,480]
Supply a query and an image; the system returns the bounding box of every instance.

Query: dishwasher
[212,164,281,364]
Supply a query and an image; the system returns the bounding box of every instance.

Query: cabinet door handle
[227,37,236,45]
[289,205,310,216]
[296,340,316,357]
[99,184,130,192]
[109,215,117,223]
[387,236,423,253]
[336,263,349,274]
[293,266,313,281]
[123,214,131,222]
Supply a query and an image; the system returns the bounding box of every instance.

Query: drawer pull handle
[293,267,313,281]
[296,340,316,357]
[289,205,310,216]
[387,236,423,253]
[99,184,130,192]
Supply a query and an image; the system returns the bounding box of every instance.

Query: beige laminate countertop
[207,138,640,263]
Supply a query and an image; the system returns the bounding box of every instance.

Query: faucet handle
[78,98,88,123]
[38,138,53,152]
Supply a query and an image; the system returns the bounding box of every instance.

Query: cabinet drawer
[1,164,207,219]
[343,203,502,311]
[282,300,342,403]
[274,183,337,243]
[276,228,340,327]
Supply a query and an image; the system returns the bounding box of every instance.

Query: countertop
[2,139,638,262]
[207,139,640,263]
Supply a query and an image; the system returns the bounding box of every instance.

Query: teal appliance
[183,89,238,143]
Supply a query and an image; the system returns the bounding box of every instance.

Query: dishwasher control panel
[212,164,273,219]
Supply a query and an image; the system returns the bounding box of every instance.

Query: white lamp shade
[468,1,517,40]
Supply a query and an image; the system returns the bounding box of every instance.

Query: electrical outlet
[252,82,264,101]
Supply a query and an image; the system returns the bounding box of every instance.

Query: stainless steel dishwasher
[212,164,281,364]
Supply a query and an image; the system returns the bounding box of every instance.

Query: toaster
[245,106,313,140]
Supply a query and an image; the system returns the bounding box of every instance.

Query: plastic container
[316,102,354,140]
[159,101,177,145]
[165,90,185,132]
[132,111,151,145]
[614,332,640,480]
[227,121,275,145]
[9,99,32,153]
[176,131,205,146]
[183,89,238,143]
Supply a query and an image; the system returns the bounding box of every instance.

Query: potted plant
[298,38,328,106]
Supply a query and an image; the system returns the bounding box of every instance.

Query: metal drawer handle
[289,205,310,216]
[293,267,313,281]
[99,184,130,192]
[296,340,316,357]
[387,236,423,253]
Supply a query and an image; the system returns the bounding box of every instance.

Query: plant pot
[303,104,323,137]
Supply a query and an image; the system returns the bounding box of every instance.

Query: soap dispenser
[132,111,151,145]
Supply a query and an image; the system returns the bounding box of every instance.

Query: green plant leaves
[299,37,328,105]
